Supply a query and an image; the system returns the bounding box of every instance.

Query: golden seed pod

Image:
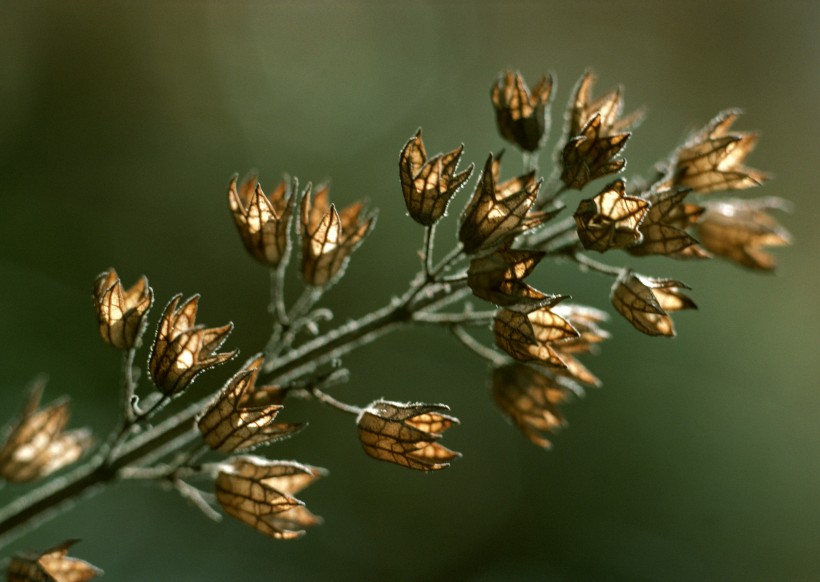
[493,301,579,369]
[0,380,92,484]
[610,270,696,337]
[356,400,460,471]
[670,110,769,194]
[491,70,554,152]
[459,153,554,254]
[628,186,708,259]
[215,456,326,540]
[467,247,547,307]
[399,129,473,226]
[6,540,103,582]
[198,354,303,453]
[148,294,236,396]
[696,197,792,271]
[93,268,153,350]
[491,364,572,449]
[574,179,650,252]
[300,183,376,288]
[228,174,296,268]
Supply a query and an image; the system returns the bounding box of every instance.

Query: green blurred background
[1,2,818,580]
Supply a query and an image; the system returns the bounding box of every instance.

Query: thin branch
[572,251,623,277]
[310,387,362,416]
[413,310,496,326]
[450,326,507,366]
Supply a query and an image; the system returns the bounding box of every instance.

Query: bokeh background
[1,2,818,580]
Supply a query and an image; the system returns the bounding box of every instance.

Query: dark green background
[1,2,818,580]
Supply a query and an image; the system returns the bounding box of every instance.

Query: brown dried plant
[0,66,791,577]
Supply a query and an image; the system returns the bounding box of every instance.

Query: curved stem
[310,387,362,416]
[572,251,623,277]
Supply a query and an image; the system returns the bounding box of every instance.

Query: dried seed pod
[459,153,554,254]
[356,400,460,471]
[628,186,708,259]
[467,247,547,307]
[300,184,375,288]
[610,270,696,337]
[550,304,610,387]
[399,129,473,226]
[491,70,554,152]
[567,69,644,138]
[0,381,92,483]
[6,539,102,582]
[198,354,304,453]
[493,300,579,368]
[670,109,769,194]
[215,456,326,540]
[492,364,572,449]
[93,268,153,349]
[148,294,236,396]
[696,197,792,271]
[574,179,650,252]
[228,174,296,267]
[561,113,630,190]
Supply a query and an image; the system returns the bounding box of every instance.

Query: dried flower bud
[215,456,326,540]
[300,184,375,287]
[228,174,296,268]
[493,300,580,368]
[6,540,102,582]
[198,355,304,453]
[492,364,572,449]
[574,179,650,252]
[491,70,554,152]
[459,153,554,254]
[467,247,547,307]
[399,129,474,226]
[93,268,153,350]
[696,197,792,271]
[561,113,630,190]
[149,294,236,396]
[611,270,696,337]
[567,69,644,138]
[628,186,708,259]
[356,400,460,471]
[0,381,92,483]
[670,109,769,194]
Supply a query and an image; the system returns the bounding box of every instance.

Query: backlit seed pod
[574,179,650,252]
[561,113,630,190]
[696,197,792,271]
[300,184,376,288]
[610,270,696,337]
[491,364,572,449]
[228,174,296,268]
[356,400,460,471]
[670,109,769,194]
[467,247,547,307]
[459,153,554,254]
[628,186,708,259]
[93,268,153,349]
[6,540,102,582]
[567,68,644,139]
[198,354,304,453]
[493,299,579,369]
[550,304,610,387]
[0,381,92,483]
[399,129,474,226]
[149,294,236,396]
[215,456,326,540]
[491,70,554,152]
